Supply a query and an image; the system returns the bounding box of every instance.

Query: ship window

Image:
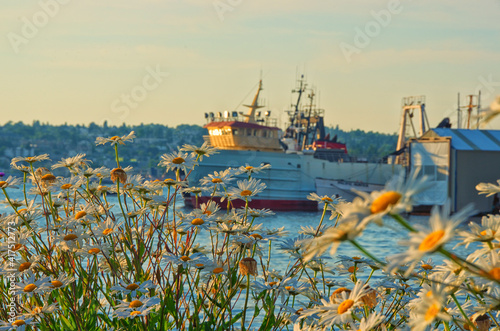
[253,130,258,136]
[233,129,238,135]
[247,129,251,136]
[262,131,267,138]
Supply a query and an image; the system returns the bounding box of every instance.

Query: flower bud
[239,257,258,276]
[110,168,127,184]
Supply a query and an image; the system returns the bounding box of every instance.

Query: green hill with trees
[0,121,397,177]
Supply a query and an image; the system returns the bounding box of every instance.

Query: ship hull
[186,150,401,211]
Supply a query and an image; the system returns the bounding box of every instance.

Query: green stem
[241,275,251,331]
[451,293,479,331]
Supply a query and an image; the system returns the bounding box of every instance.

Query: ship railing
[207,116,278,128]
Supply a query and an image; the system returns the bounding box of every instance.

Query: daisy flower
[0,318,35,331]
[299,280,370,327]
[75,243,112,258]
[0,176,22,190]
[11,255,41,275]
[458,214,500,249]
[346,170,433,227]
[54,228,90,252]
[92,217,121,237]
[307,192,343,207]
[386,201,475,276]
[111,280,155,297]
[114,304,157,319]
[355,312,385,331]
[199,169,234,188]
[52,154,91,172]
[11,154,50,166]
[228,178,266,201]
[235,163,271,177]
[15,275,51,296]
[23,303,58,319]
[476,179,500,197]
[158,151,196,174]
[95,131,136,146]
[243,207,275,218]
[113,296,160,315]
[303,217,363,262]
[180,142,218,161]
[408,280,451,331]
[48,274,75,291]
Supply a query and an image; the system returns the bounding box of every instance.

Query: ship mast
[241,80,264,124]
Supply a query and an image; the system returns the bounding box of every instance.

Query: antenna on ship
[457,92,481,129]
[241,80,264,124]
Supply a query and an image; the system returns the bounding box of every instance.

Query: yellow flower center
[348,266,358,273]
[489,267,500,280]
[18,262,32,272]
[370,191,402,214]
[129,300,143,308]
[24,284,37,292]
[0,181,7,188]
[426,290,433,297]
[75,211,87,219]
[422,264,433,270]
[12,320,26,326]
[419,230,445,251]
[126,283,140,290]
[338,299,354,314]
[250,233,263,240]
[352,256,361,260]
[322,197,333,202]
[32,307,43,314]
[245,166,254,170]
[269,281,278,286]
[191,218,205,226]
[41,174,56,181]
[425,303,440,321]
[240,190,252,196]
[110,136,120,140]
[13,244,23,251]
[88,248,101,255]
[172,157,185,164]
[61,183,72,190]
[103,228,113,235]
[51,280,63,288]
[63,234,78,241]
[285,286,294,291]
[195,263,205,268]
[130,311,141,316]
[211,178,223,183]
[213,267,224,274]
[203,210,212,216]
[180,256,191,262]
[332,287,351,296]
[481,230,496,237]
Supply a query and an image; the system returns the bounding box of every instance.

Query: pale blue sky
[1,0,500,133]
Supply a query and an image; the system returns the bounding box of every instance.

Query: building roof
[204,121,280,130]
[424,128,500,151]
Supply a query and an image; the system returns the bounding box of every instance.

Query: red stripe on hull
[185,196,318,212]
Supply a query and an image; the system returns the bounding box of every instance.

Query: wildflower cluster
[0,132,499,331]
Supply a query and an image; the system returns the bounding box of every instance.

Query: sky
[1,0,500,134]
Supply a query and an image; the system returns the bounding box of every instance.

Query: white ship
[185,77,401,210]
